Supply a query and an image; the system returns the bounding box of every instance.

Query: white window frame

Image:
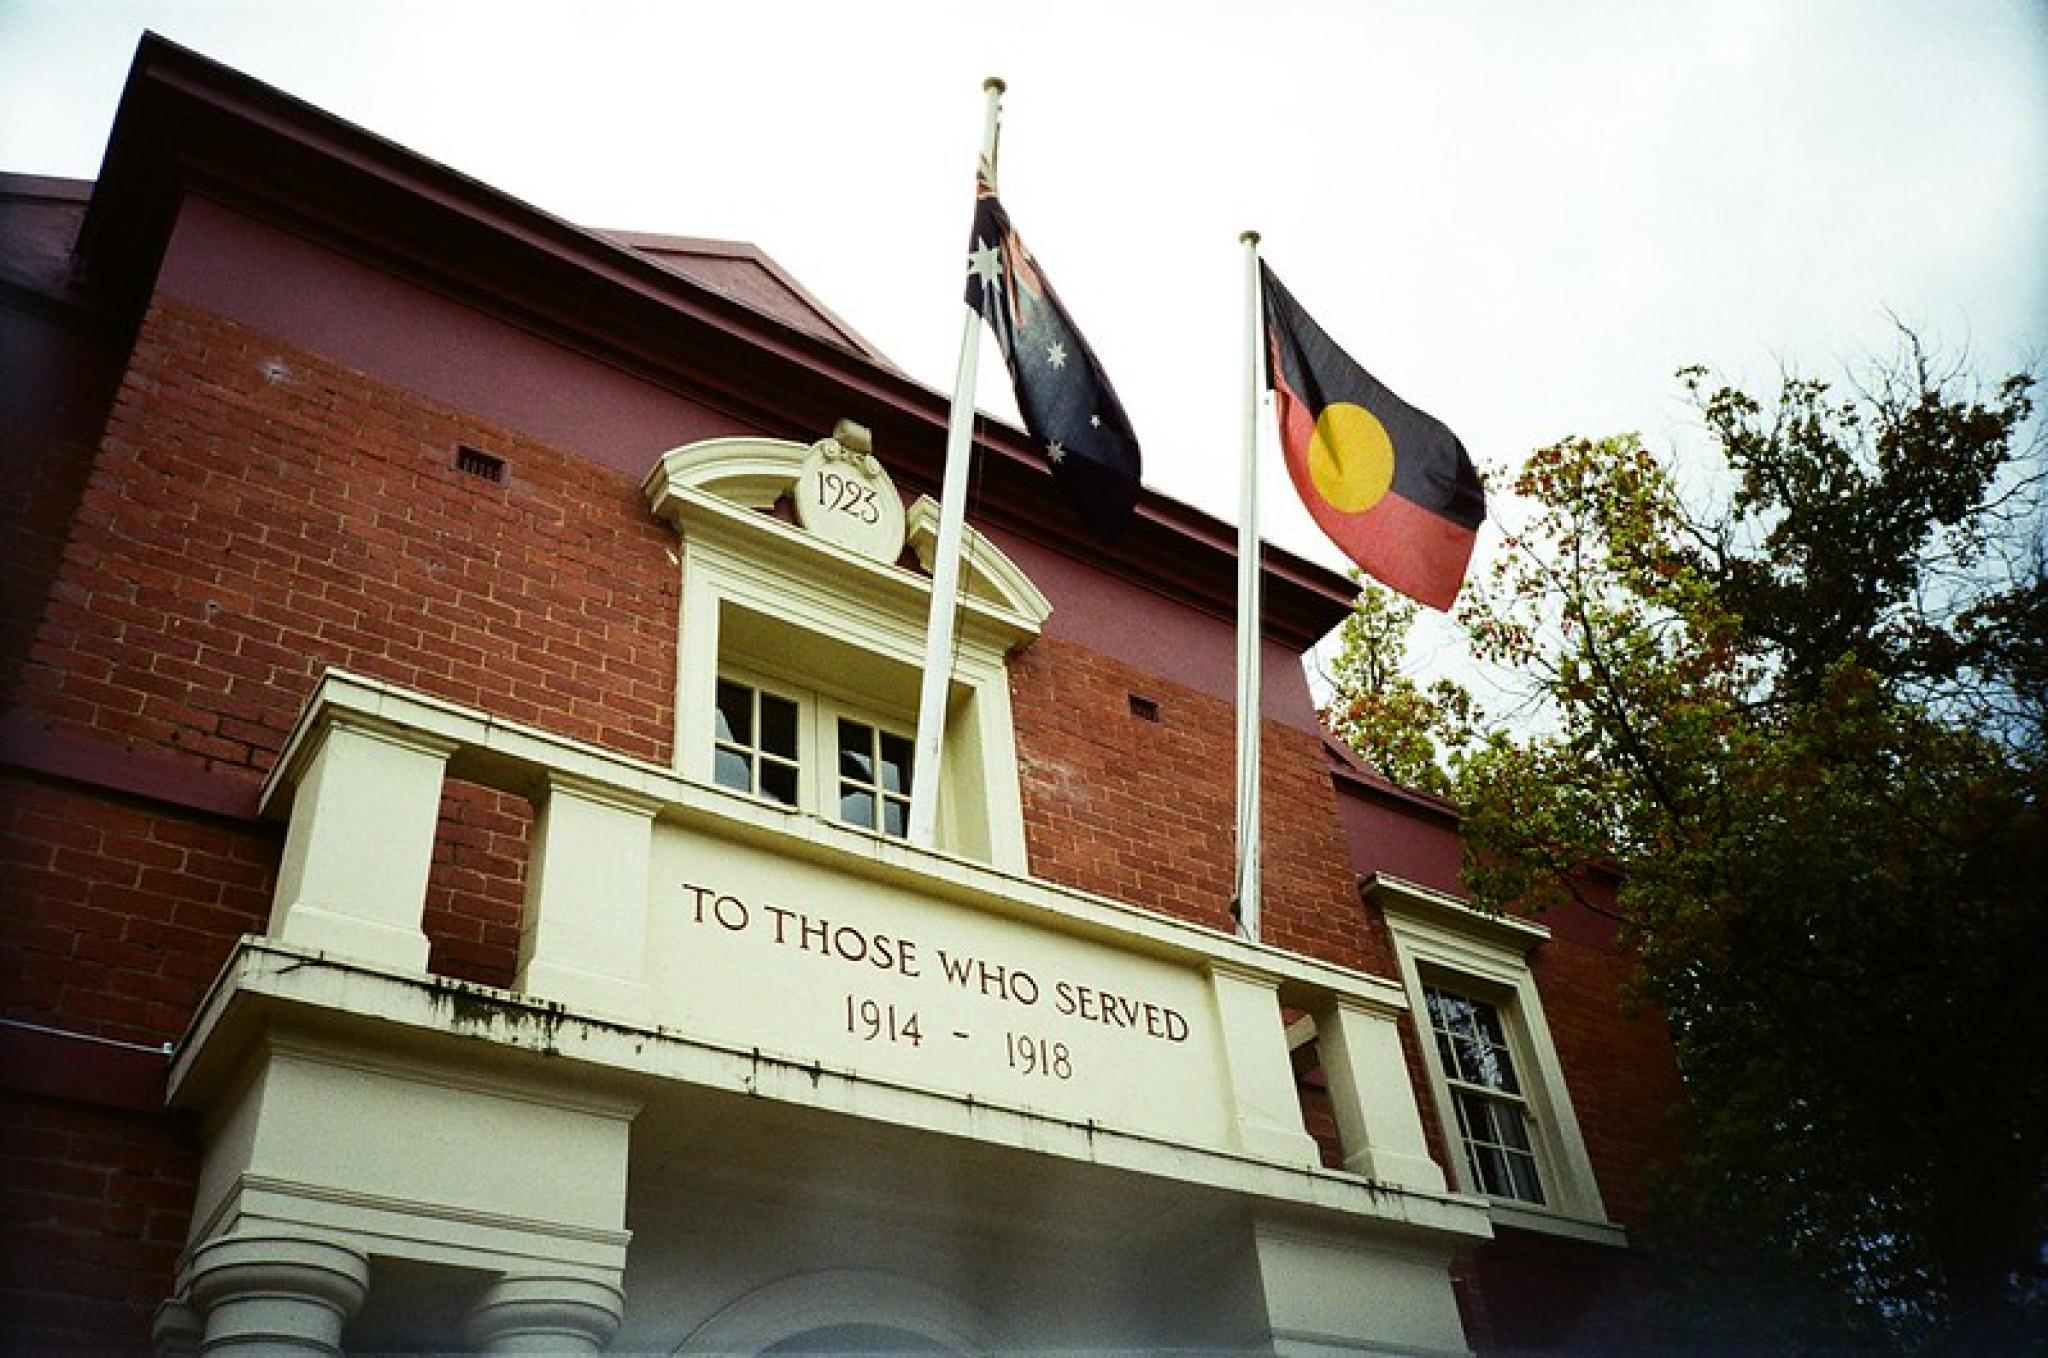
[829,709,916,839]
[1369,873,1625,1246]
[645,436,1050,871]
[713,665,919,841]
[712,672,805,809]
[1421,980,1549,1206]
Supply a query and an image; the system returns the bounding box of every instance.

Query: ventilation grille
[455,445,506,483]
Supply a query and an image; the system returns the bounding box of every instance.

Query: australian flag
[964,175,1143,539]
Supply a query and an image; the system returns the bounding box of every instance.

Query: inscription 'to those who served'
[681,882,1191,1044]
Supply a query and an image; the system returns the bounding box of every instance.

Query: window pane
[715,680,752,745]
[1496,1103,1535,1152]
[1433,989,1474,1032]
[1430,987,1524,1094]
[1449,1089,1477,1140]
[1452,1032,1492,1087]
[1487,1042,1523,1096]
[1455,1091,1545,1204]
[1471,1041,1511,1092]
[760,758,799,807]
[839,719,875,782]
[882,795,909,838]
[760,693,800,759]
[1433,1030,1460,1078]
[714,747,752,793]
[840,784,876,828]
[879,732,914,794]
[1462,1091,1503,1146]
[1473,1143,1513,1198]
[1506,1150,1547,1205]
[1473,1001,1510,1048]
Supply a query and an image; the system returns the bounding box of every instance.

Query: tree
[1318,574,1476,796]
[1448,339,2046,1352]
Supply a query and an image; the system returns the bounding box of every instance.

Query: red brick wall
[1454,1227,1665,1353]
[4,299,685,994]
[11,299,679,785]
[423,781,530,991]
[0,1094,200,1356]
[0,313,122,712]
[1008,636,1395,975]
[1528,909,1683,1229]
[0,775,236,1354]
[0,775,268,1045]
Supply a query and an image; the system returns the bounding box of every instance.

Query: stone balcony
[164,669,1491,1353]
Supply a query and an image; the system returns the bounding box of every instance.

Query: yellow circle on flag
[1309,401,1395,513]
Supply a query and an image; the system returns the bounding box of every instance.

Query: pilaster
[269,715,455,972]
[518,771,660,1019]
[1313,992,1447,1191]
[1207,963,1321,1165]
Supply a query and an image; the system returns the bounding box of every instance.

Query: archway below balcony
[762,1323,952,1354]
[670,1267,985,1356]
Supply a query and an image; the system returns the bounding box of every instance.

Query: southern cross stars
[1045,341,1067,369]
[968,238,1003,287]
[1045,441,1066,464]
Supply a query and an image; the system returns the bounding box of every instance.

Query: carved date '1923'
[817,470,881,525]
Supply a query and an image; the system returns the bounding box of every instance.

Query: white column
[517,772,659,1020]
[1313,994,1447,1192]
[152,1297,202,1358]
[463,1272,625,1355]
[269,715,455,971]
[1207,964,1321,1165]
[186,1233,368,1356]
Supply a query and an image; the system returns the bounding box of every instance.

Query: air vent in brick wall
[455,445,506,483]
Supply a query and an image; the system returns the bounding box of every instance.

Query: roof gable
[600,231,895,370]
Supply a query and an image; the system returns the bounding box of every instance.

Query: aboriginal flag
[1261,263,1484,611]
[966,175,1143,539]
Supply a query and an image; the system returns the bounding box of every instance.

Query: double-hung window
[1424,984,1546,1205]
[1371,874,1623,1245]
[712,673,917,842]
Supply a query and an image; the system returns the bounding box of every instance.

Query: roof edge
[73,31,1358,650]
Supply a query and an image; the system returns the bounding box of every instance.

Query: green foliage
[1320,575,1476,795]
[1451,340,2046,1351]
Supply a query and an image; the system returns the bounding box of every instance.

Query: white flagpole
[908,77,1006,850]
[1234,231,1264,938]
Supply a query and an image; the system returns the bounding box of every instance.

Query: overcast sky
[5,0,2046,684]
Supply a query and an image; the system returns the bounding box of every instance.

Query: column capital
[464,1272,625,1354]
[187,1232,369,1354]
[538,768,667,819]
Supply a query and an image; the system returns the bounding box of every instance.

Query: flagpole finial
[984,76,1006,94]
[1240,230,1261,246]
